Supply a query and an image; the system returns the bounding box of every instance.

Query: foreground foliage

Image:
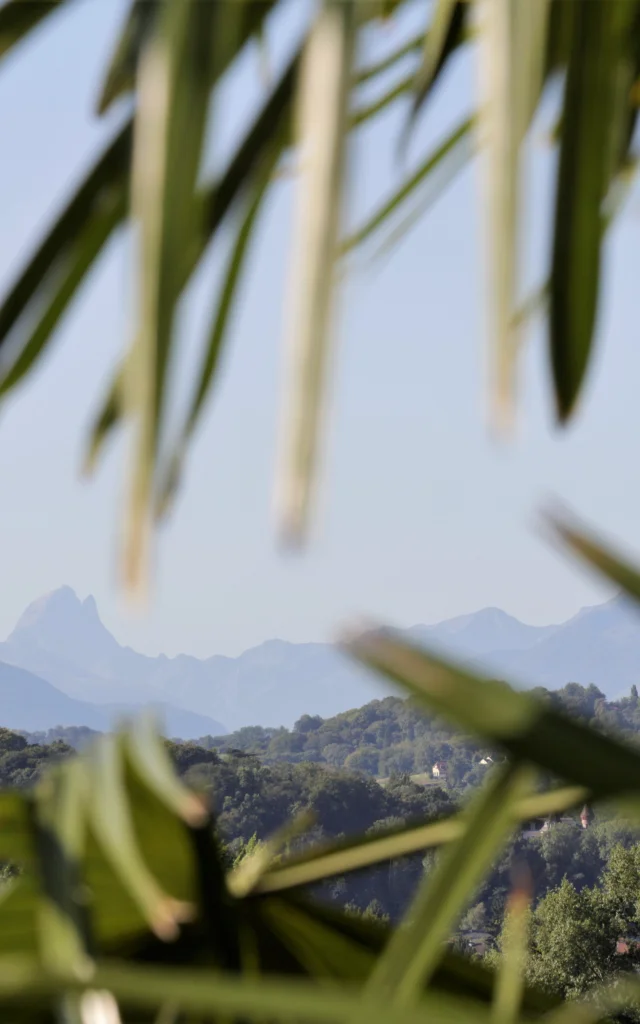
[1,0,639,570]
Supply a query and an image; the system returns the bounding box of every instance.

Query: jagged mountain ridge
[1,587,638,732]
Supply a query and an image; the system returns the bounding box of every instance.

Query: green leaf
[355,30,424,85]
[0,122,131,376]
[291,897,557,1014]
[275,0,356,547]
[96,0,160,115]
[124,715,208,828]
[0,0,68,62]
[351,72,413,128]
[0,869,40,956]
[228,810,315,899]
[254,785,586,895]
[197,45,299,267]
[0,180,127,397]
[0,791,33,867]
[260,896,375,979]
[346,628,640,803]
[341,117,473,256]
[86,46,300,488]
[478,0,549,432]
[544,0,575,78]
[357,766,532,1006]
[31,763,93,977]
[550,0,637,421]
[84,735,191,940]
[492,866,531,1024]
[82,361,124,476]
[157,140,283,517]
[408,0,468,135]
[0,956,494,1024]
[97,1,278,116]
[124,0,217,591]
[120,718,208,906]
[549,509,640,605]
[365,126,473,265]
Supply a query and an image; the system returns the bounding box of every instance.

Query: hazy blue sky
[1,0,639,659]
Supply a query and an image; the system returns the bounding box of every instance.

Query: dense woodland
[6,682,640,1000]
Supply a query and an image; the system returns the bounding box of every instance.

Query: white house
[432,761,447,778]
[479,756,494,766]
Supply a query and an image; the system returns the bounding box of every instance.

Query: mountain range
[1,586,640,736]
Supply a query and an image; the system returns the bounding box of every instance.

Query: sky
[1,0,640,660]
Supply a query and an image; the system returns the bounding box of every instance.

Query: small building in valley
[432,761,447,778]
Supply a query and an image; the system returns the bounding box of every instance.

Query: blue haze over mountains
[1,586,639,738]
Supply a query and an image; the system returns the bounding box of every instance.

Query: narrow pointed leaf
[341,117,473,256]
[32,764,93,977]
[124,715,208,827]
[97,1,278,116]
[0,122,131,368]
[292,897,558,1014]
[124,0,218,591]
[0,0,68,62]
[227,810,315,898]
[82,362,124,475]
[351,72,413,128]
[158,141,282,516]
[550,0,637,421]
[85,736,190,939]
[550,510,640,605]
[366,127,473,264]
[544,0,575,78]
[355,30,424,84]
[358,766,532,1006]
[255,785,586,895]
[86,47,299,488]
[0,182,126,397]
[346,628,640,802]
[96,0,159,115]
[492,866,531,1024]
[408,0,468,133]
[260,896,375,978]
[275,0,356,546]
[478,0,549,432]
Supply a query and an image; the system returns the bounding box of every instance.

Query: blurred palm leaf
[492,864,532,1024]
[478,0,548,432]
[346,628,640,803]
[0,0,68,62]
[549,509,640,606]
[549,0,640,421]
[255,783,585,896]
[408,0,468,134]
[356,765,531,1006]
[275,0,356,546]
[124,0,218,589]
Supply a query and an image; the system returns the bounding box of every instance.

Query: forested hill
[186,682,640,784]
[22,682,640,788]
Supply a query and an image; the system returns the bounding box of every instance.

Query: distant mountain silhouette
[0,659,226,738]
[1,587,639,732]
[408,606,558,658]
